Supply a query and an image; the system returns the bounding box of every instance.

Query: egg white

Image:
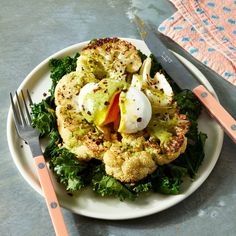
[77,82,98,113]
[119,87,152,133]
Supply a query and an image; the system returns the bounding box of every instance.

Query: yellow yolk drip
[98,91,121,136]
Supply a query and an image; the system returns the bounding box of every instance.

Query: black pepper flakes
[67,104,72,110]
[87,111,92,116]
[104,101,110,106]
[95,139,103,145]
[137,117,142,122]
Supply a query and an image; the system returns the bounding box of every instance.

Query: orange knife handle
[193,85,236,144]
[34,155,69,236]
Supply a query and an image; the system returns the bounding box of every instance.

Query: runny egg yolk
[99,91,121,131]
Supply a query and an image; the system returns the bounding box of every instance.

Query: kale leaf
[43,130,61,160]
[150,165,187,194]
[89,163,136,201]
[174,90,207,177]
[174,90,202,121]
[31,96,57,136]
[51,155,136,201]
[128,164,187,195]
[131,181,152,193]
[173,131,207,178]
[138,50,147,62]
[49,146,89,192]
[49,53,80,96]
[31,53,80,135]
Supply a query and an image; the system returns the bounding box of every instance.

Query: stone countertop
[0,0,236,235]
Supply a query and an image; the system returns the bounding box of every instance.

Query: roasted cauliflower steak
[54,38,190,183]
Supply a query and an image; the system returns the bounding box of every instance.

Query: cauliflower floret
[55,71,98,108]
[55,72,82,108]
[56,105,106,161]
[55,73,107,161]
[155,136,187,165]
[104,146,157,183]
[76,38,142,80]
[131,57,174,111]
[102,132,160,183]
[147,112,190,165]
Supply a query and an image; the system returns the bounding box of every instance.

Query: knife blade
[134,15,236,143]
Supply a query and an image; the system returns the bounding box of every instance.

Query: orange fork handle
[193,85,236,143]
[34,155,69,236]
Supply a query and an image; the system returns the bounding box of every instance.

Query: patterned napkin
[158,0,236,86]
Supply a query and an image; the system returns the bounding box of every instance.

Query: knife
[134,15,236,144]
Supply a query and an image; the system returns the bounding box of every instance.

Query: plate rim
[7,38,224,220]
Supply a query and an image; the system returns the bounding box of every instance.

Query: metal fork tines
[10,90,42,157]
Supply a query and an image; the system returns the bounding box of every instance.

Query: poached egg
[77,79,152,134]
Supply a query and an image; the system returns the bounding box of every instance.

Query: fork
[10,90,69,236]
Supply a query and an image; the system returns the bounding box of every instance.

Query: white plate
[7,38,224,220]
